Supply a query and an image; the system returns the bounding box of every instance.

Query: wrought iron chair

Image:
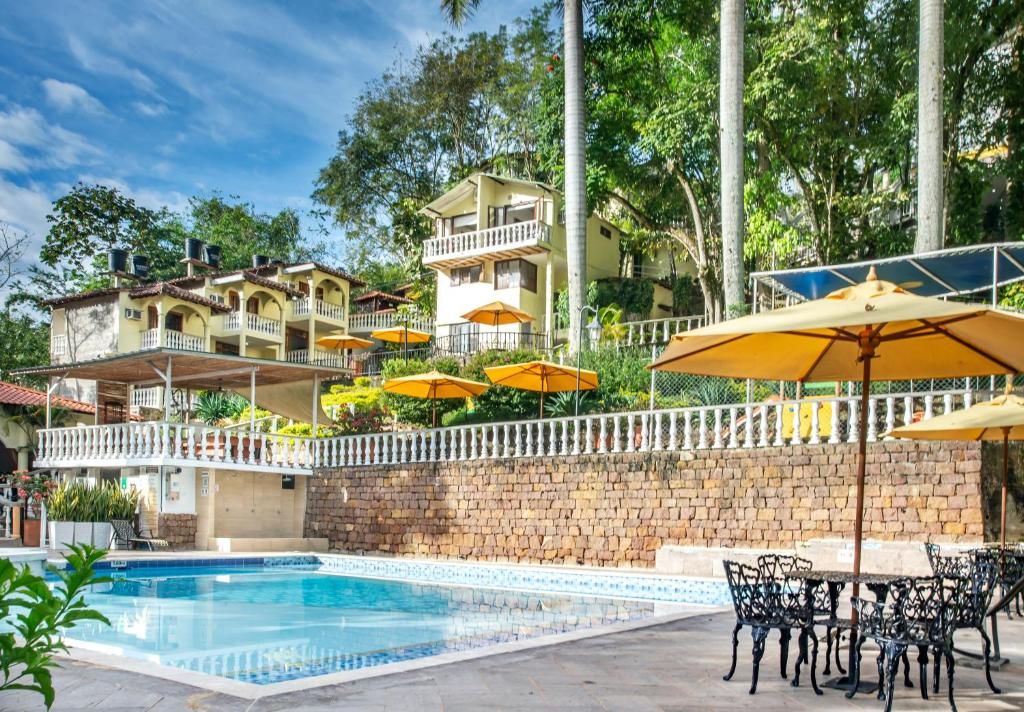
[971,547,1024,618]
[110,518,169,550]
[723,560,821,695]
[848,575,964,712]
[942,559,1000,696]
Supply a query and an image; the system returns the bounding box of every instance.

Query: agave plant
[193,391,247,425]
[48,481,139,522]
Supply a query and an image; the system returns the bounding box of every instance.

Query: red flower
[18,489,27,498]
[33,492,42,500]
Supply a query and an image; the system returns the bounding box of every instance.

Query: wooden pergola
[15,349,348,431]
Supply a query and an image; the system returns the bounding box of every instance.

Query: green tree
[0,312,50,387]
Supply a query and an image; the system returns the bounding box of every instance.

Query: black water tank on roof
[204,244,222,268]
[252,254,270,267]
[130,254,150,279]
[108,248,128,273]
[184,237,204,261]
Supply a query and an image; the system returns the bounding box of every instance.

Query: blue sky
[0,0,542,265]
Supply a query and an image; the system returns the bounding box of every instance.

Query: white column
[163,357,173,419]
[311,374,320,436]
[250,368,257,431]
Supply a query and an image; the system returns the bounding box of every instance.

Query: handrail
[423,220,551,261]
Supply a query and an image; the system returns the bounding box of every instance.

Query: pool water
[65,566,662,684]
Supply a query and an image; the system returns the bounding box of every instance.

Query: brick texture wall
[306,440,984,567]
[158,513,197,549]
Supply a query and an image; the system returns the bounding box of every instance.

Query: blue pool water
[64,566,664,684]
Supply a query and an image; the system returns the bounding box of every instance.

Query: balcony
[131,387,199,413]
[141,329,206,352]
[285,348,350,369]
[349,312,434,335]
[422,220,552,268]
[220,312,281,340]
[290,297,345,323]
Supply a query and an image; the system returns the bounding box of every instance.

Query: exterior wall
[158,513,198,548]
[202,469,307,540]
[55,296,120,403]
[585,215,620,280]
[306,440,984,567]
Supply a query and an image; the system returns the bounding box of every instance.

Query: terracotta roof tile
[128,283,232,312]
[0,380,95,414]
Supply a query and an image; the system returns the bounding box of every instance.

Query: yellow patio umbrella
[382,371,489,427]
[461,301,535,326]
[315,333,374,350]
[484,360,598,418]
[371,325,432,361]
[650,267,1024,588]
[886,388,1024,551]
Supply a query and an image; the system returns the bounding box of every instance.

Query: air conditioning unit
[209,294,225,304]
[124,308,143,320]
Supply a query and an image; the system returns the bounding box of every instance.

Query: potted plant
[14,471,56,547]
[47,481,139,550]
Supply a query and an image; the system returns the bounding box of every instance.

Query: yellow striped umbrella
[484,360,598,418]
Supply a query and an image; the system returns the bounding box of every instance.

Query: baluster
[626,414,636,452]
[458,428,467,460]
[847,400,860,443]
[548,420,558,456]
[258,433,266,465]
[903,396,913,426]
[867,398,878,442]
[727,407,739,448]
[376,434,384,464]
[697,409,708,449]
[758,405,769,447]
[535,421,545,457]
[668,412,678,450]
[598,417,608,454]
[582,418,591,454]
[612,416,621,453]
[943,393,953,414]
[639,413,650,452]
[713,408,724,448]
[924,395,935,420]
[524,423,533,457]
[884,397,896,439]
[790,403,802,445]
[500,424,509,458]
[773,404,784,446]
[808,401,821,445]
[683,411,693,450]
[829,399,841,444]
[743,405,753,448]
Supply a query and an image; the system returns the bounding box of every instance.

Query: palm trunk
[564,0,587,352]
[720,0,745,318]
[915,0,944,253]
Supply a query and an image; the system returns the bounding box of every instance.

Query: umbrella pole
[1001,429,1009,573]
[539,393,544,419]
[843,353,872,683]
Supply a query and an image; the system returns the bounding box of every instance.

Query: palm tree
[915,0,944,253]
[441,0,589,352]
[720,0,745,319]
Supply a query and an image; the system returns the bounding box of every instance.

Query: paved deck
[3,611,1023,712]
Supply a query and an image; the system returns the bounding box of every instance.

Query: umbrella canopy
[886,391,1024,550]
[461,301,535,326]
[371,326,432,344]
[315,333,374,350]
[383,370,489,426]
[650,268,1024,592]
[484,360,598,417]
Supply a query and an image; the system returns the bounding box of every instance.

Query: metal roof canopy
[14,348,348,390]
[750,242,1024,304]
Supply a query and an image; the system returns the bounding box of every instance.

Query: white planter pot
[48,521,77,550]
[73,522,93,546]
[91,522,114,549]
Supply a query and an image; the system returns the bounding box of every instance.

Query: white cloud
[0,177,52,250]
[67,35,158,94]
[41,78,108,115]
[133,101,167,118]
[0,104,101,172]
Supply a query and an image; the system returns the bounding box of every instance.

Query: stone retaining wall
[306,440,984,567]
[158,513,197,549]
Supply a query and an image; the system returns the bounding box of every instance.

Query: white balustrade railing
[141,329,206,352]
[623,315,706,346]
[36,421,315,474]
[422,220,551,262]
[285,348,349,369]
[34,388,978,473]
[222,312,281,338]
[349,312,434,334]
[51,334,67,356]
[291,298,346,322]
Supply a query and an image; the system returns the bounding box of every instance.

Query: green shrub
[323,382,384,411]
[577,346,651,411]
[47,481,139,522]
[194,391,248,425]
[0,544,110,709]
[381,357,463,427]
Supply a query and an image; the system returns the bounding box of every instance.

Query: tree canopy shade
[312,19,555,295]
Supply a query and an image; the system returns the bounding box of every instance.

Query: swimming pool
[65,564,678,685]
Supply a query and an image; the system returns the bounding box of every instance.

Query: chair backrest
[924,542,941,573]
[724,560,769,622]
[110,518,135,544]
[756,554,811,579]
[890,575,961,646]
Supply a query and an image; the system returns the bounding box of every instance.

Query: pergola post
[249,368,257,431]
[45,373,69,429]
[311,374,320,436]
[163,357,173,419]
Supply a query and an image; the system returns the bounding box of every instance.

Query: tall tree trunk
[915,0,944,253]
[720,0,745,319]
[564,0,587,352]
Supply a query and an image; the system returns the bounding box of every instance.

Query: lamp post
[575,305,602,416]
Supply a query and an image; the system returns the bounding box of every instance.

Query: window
[228,291,241,311]
[147,306,158,329]
[215,341,240,356]
[488,201,537,227]
[442,212,478,235]
[494,259,538,292]
[600,225,613,239]
[247,296,260,315]
[450,264,482,286]
[286,327,308,351]
[164,311,183,332]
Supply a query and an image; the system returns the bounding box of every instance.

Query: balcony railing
[221,312,281,338]
[141,329,206,352]
[434,331,549,356]
[349,312,434,335]
[291,298,346,322]
[51,334,67,356]
[623,315,706,347]
[35,386,978,472]
[286,348,350,369]
[36,421,315,475]
[131,387,200,412]
[422,220,551,264]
